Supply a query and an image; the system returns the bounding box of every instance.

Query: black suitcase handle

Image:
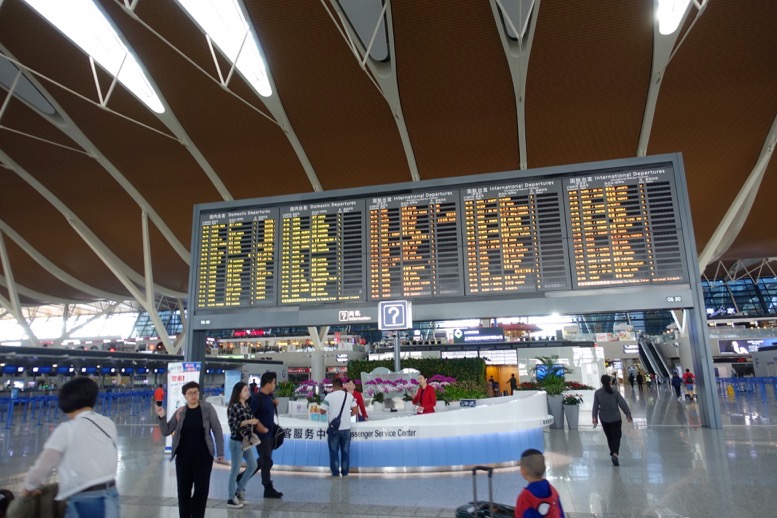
[471,465,495,517]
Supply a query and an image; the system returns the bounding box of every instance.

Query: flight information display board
[279,200,365,304]
[462,180,569,294]
[564,167,685,288]
[368,190,462,299]
[190,157,690,314]
[195,207,277,309]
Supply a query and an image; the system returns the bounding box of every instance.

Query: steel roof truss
[0,229,40,346]
[327,0,420,182]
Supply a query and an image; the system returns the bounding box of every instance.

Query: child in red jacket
[515,449,565,518]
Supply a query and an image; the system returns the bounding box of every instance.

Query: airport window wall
[123,278,777,339]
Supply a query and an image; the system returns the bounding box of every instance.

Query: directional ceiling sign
[378,300,412,331]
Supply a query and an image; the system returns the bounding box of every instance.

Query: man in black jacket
[238,372,282,498]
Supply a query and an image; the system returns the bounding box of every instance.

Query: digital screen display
[368,190,462,299]
[462,180,569,293]
[279,200,364,304]
[196,207,277,309]
[190,160,689,315]
[564,167,685,288]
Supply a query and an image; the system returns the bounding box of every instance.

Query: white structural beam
[0,219,127,300]
[637,0,708,157]
[142,211,175,354]
[68,216,173,350]
[0,150,186,299]
[327,0,421,181]
[115,2,322,194]
[0,229,41,346]
[698,115,777,267]
[489,0,541,170]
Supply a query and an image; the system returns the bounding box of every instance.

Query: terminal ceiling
[0,0,776,311]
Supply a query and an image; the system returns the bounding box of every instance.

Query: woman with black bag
[226,382,259,508]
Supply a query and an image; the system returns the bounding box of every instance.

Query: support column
[310,350,325,383]
[307,326,330,382]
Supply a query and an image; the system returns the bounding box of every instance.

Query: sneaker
[236,489,247,503]
[611,455,620,466]
[226,498,244,508]
[263,486,283,499]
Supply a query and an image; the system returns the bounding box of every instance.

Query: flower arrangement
[565,381,594,390]
[562,393,584,405]
[293,379,329,404]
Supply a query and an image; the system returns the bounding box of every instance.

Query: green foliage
[562,393,584,405]
[275,381,296,398]
[441,380,488,400]
[347,358,486,385]
[307,393,322,404]
[531,355,573,396]
[371,391,385,404]
[540,375,567,396]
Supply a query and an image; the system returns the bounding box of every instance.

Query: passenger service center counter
[215,391,552,472]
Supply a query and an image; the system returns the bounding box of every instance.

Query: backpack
[517,484,563,518]
[683,373,694,384]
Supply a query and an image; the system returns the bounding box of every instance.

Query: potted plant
[532,356,572,429]
[562,393,583,430]
[274,381,295,414]
[371,391,385,411]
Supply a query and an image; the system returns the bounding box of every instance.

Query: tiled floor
[1,385,775,517]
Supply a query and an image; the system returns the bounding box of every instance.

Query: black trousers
[601,419,623,456]
[239,438,274,486]
[175,454,213,518]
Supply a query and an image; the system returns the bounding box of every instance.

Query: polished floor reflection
[1,384,775,517]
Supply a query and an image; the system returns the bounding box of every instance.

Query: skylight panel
[0,57,57,115]
[22,0,165,113]
[337,0,389,62]
[176,0,272,97]
[656,0,692,35]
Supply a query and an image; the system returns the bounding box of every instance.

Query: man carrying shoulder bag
[320,379,357,478]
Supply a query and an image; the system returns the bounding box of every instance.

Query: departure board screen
[565,167,686,288]
[190,155,691,318]
[462,180,570,294]
[195,208,277,309]
[368,191,463,299]
[279,200,365,304]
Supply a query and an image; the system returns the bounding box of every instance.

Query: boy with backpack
[515,449,565,517]
[683,369,696,400]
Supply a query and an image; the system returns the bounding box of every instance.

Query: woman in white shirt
[22,377,119,517]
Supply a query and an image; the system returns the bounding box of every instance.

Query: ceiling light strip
[1,54,177,140]
[115,5,279,127]
[22,0,165,113]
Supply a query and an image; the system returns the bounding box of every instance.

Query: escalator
[637,333,671,378]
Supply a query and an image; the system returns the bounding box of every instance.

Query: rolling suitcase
[455,466,515,518]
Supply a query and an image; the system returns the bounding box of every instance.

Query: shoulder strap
[336,391,348,419]
[82,416,117,450]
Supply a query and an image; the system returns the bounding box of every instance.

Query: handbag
[272,425,285,449]
[241,432,260,451]
[272,405,285,450]
[326,392,348,437]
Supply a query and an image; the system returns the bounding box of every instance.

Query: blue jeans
[65,487,120,518]
[327,429,351,476]
[228,438,258,498]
